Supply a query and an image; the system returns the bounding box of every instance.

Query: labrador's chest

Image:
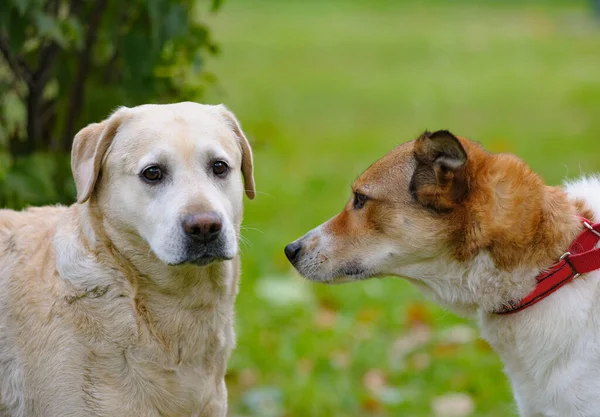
[78,290,235,417]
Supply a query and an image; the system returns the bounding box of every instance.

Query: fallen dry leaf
[356,307,381,324]
[361,396,383,414]
[329,349,351,370]
[314,306,337,329]
[411,352,431,371]
[440,325,477,345]
[432,393,475,417]
[389,324,432,370]
[296,358,314,376]
[433,343,460,358]
[362,369,387,393]
[238,368,258,387]
[405,302,433,328]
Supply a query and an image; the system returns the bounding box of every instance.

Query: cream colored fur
[0,102,255,417]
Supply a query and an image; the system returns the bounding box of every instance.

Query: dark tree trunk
[26,83,44,150]
[59,0,108,152]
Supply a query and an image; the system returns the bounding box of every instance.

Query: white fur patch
[478,175,600,417]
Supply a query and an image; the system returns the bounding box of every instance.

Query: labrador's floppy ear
[410,130,469,212]
[71,108,131,204]
[216,105,256,199]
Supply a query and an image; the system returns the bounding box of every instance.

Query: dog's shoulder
[0,205,68,256]
[565,175,600,222]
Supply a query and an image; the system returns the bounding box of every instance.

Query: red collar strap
[496,218,600,315]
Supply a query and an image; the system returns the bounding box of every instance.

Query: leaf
[314,306,337,329]
[362,369,387,393]
[410,352,431,371]
[34,11,68,47]
[242,387,284,417]
[439,325,477,345]
[163,3,188,40]
[328,349,350,370]
[374,387,405,406]
[237,368,258,387]
[4,9,28,52]
[121,30,157,80]
[431,393,475,417]
[361,396,383,414]
[296,358,313,376]
[146,0,163,46]
[211,0,223,12]
[0,152,12,181]
[405,302,433,328]
[356,307,380,324]
[1,91,26,134]
[255,275,313,307]
[1,153,75,208]
[389,325,432,370]
[60,16,84,50]
[10,0,30,16]
[432,343,460,358]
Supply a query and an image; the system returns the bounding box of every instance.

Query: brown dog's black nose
[284,241,302,264]
[182,212,222,243]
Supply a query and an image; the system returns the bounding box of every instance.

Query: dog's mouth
[186,253,233,267]
[296,260,372,284]
[337,262,368,277]
[167,243,235,267]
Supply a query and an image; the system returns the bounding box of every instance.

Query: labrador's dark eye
[141,166,163,183]
[213,161,229,177]
[353,192,368,209]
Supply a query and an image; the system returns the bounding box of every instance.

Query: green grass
[201,1,600,416]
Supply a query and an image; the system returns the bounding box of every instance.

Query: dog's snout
[182,212,222,243]
[284,241,303,264]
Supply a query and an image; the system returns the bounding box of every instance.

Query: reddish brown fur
[323,132,583,273]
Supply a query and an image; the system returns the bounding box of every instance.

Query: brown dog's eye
[353,192,368,209]
[141,166,163,183]
[213,161,229,177]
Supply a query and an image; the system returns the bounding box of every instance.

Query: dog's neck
[72,201,238,363]
[398,160,590,316]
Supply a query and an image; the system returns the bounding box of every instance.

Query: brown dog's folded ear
[410,130,469,212]
[216,105,256,200]
[71,108,130,204]
[415,130,467,170]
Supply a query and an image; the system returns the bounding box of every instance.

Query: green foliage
[0,152,75,209]
[0,0,221,207]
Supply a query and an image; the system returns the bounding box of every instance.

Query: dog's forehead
[353,140,416,193]
[112,104,237,155]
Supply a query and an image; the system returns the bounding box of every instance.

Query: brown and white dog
[0,102,255,417]
[285,130,600,417]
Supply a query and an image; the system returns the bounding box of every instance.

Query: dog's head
[285,130,574,312]
[285,131,470,282]
[71,102,255,267]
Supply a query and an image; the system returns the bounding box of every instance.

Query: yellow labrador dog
[0,102,255,417]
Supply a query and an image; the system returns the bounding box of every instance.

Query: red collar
[496,217,600,315]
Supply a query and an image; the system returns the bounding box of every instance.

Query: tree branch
[0,35,32,85]
[59,0,108,149]
[27,0,86,149]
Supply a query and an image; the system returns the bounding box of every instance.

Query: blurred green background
[2,0,600,416]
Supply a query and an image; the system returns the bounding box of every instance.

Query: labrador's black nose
[284,241,303,264]
[182,212,222,243]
